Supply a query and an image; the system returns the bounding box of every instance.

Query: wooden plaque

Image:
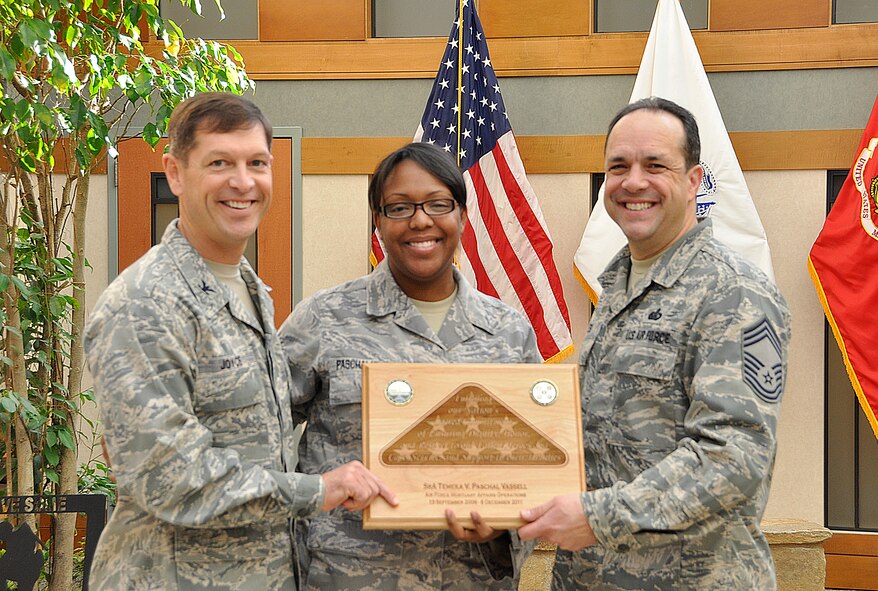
[362,363,584,530]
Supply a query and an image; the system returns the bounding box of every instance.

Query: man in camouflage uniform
[279,143,542,590]
[518,97,790,590]
[85,93,393,591]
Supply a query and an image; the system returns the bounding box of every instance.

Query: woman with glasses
[279,142,541,590]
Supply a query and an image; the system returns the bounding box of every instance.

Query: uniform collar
[162,220,271,334]
[599,219,713,294]
[365,262,495,347]
[581,221,714,362]
[239,259,274,334]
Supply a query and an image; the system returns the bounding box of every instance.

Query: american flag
[371,0,573,362]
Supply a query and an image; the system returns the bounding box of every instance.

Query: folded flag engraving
[381,384,567,466]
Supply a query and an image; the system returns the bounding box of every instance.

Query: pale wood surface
[362,363,584,530]
[710,0,829,32]
[825,532,878,556]
[166,23,878,80]
[826,554,878,590]
[480,0,590,38]
[301,130,864,175]
[259,0,368,42]
[825,532,878,590]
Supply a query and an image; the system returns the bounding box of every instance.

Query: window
[159,0,258,40]
[591,173,604,210]
[594,0,708,32]
[824,169,878,531]
[834,0,878,24]
[372,0,456,38]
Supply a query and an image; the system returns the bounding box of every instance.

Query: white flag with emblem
[573,0,775,303]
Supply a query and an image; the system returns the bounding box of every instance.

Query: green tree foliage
[0,2,251,589]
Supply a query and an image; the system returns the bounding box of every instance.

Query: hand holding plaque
[362,363,585,530]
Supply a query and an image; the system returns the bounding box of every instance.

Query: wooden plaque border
[362,363,585,530]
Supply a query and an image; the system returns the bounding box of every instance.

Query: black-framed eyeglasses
[380,198,457,219]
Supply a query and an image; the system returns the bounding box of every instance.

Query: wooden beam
[179,23,878,80]
[301,130,864,175]
[301,137,409,175]
[4,130,863,177]
[826,553,878,590]
[825,532,878,556]
[732,129,863,171]
[0,139,108,174]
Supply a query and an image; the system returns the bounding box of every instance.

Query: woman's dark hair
[368,142,467,212]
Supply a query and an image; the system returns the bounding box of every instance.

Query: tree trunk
[0,208,36,533]
[49,450,77,591]
[13,414,35,533]
[0,188,13,502]
[8,309,35,533]
[66,172,88,448]
[48,167,91,591]
[3,422,12,499]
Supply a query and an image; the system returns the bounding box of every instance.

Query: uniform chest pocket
[326,360,370,451]
[610,344,677,381]
[195,356,267,448]
[609,344,682,455]
[327,365,364,407]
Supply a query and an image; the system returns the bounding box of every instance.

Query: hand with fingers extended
[320,460,398,512]
[445,509,504,544]
[517,493,597,551]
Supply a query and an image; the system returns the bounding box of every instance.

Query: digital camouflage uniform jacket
[279,262,541,591]
[84,222,324,591]
[554,220,790,591]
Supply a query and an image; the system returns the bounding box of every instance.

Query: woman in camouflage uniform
[280,143,541,590]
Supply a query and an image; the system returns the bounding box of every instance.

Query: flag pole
[456,0,464,166]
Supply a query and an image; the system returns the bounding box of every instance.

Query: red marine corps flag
[371,0,573,362]
[809,94,878,441]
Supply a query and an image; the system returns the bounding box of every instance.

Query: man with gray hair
[519,97,790,589]
[85,92,395,590]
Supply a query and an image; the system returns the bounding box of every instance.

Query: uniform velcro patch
[742,318,783,402]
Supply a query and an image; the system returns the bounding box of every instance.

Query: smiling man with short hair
[519,97,791,590]
[85,92,395,591]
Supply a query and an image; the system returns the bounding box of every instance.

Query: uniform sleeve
[582,284,790,551]
[521,322,543,364]
[278,297,323,426]
[85,297,324,528]
[500,307,542,364]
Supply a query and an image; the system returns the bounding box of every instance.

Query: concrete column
[763,518,832,591]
